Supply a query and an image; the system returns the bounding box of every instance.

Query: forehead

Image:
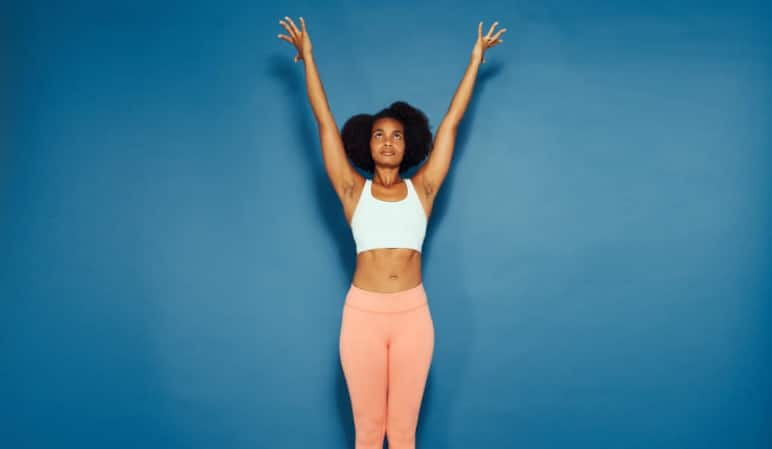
[372,117,403,131]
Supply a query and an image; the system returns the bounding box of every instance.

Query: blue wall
[2,1,770,448]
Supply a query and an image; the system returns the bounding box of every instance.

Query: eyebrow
[372,128,403,133]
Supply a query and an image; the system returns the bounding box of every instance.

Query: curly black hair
[341,101,433,174]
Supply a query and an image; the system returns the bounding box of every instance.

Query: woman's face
[370,117,405,169]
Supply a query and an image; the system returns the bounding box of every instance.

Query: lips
[381,149,395,156]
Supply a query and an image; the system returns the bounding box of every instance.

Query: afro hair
[341,101,433,174]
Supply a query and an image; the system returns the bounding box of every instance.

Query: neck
[373,168,402,186]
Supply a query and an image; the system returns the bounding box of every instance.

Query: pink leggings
[339,282,434,449]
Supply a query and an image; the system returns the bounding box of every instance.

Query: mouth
[381,149,396,156]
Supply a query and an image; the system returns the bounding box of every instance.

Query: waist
[353,250,422,292]
[345,282,427,313]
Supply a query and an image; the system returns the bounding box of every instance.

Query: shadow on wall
[417,61,506,449]
[266,53,357,288]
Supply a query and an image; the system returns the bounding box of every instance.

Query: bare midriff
[351,248,422,293]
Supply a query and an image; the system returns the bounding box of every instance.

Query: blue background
[2,1,770,448]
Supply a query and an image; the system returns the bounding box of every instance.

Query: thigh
[339,306,389,431]
[386,304,434,429]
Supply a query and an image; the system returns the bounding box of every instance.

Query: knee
[386,420,417,448]
[354,414,385,448]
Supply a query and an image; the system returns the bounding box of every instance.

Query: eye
[394,133,402,140]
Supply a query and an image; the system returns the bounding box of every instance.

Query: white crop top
[350,178,427,254]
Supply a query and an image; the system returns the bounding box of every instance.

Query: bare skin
[278,16,505,293]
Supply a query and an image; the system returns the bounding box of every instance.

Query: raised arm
[277,16,362,200]
[414,21,506,197]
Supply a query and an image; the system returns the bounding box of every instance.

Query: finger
[491,28,507,41]
[285,16,301,36]
[489,39,503,48]
[277,34,293,44]
[486,21,499,38]
[279,20,297,40]
[300,17,307,33]
[478,21,483,40]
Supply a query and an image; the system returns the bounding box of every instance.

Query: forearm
[442,55,483,129]
[302,51,336,129]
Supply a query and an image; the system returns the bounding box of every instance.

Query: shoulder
[342,176,368,226]
[409,173,432,197]
[344,173,367,196]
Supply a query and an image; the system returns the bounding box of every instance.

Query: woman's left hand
[472,21,506,64]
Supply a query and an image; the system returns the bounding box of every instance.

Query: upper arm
[414,120,456,198]
[319,125,363,201]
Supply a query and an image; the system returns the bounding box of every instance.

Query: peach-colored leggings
[339,282,434,449]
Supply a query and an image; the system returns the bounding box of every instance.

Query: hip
[344,282,428,313]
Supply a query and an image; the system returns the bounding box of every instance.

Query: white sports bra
[350,178,427,254]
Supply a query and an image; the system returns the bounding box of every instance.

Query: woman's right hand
[277,16,312,63]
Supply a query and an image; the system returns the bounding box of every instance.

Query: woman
[277,16,504,449]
